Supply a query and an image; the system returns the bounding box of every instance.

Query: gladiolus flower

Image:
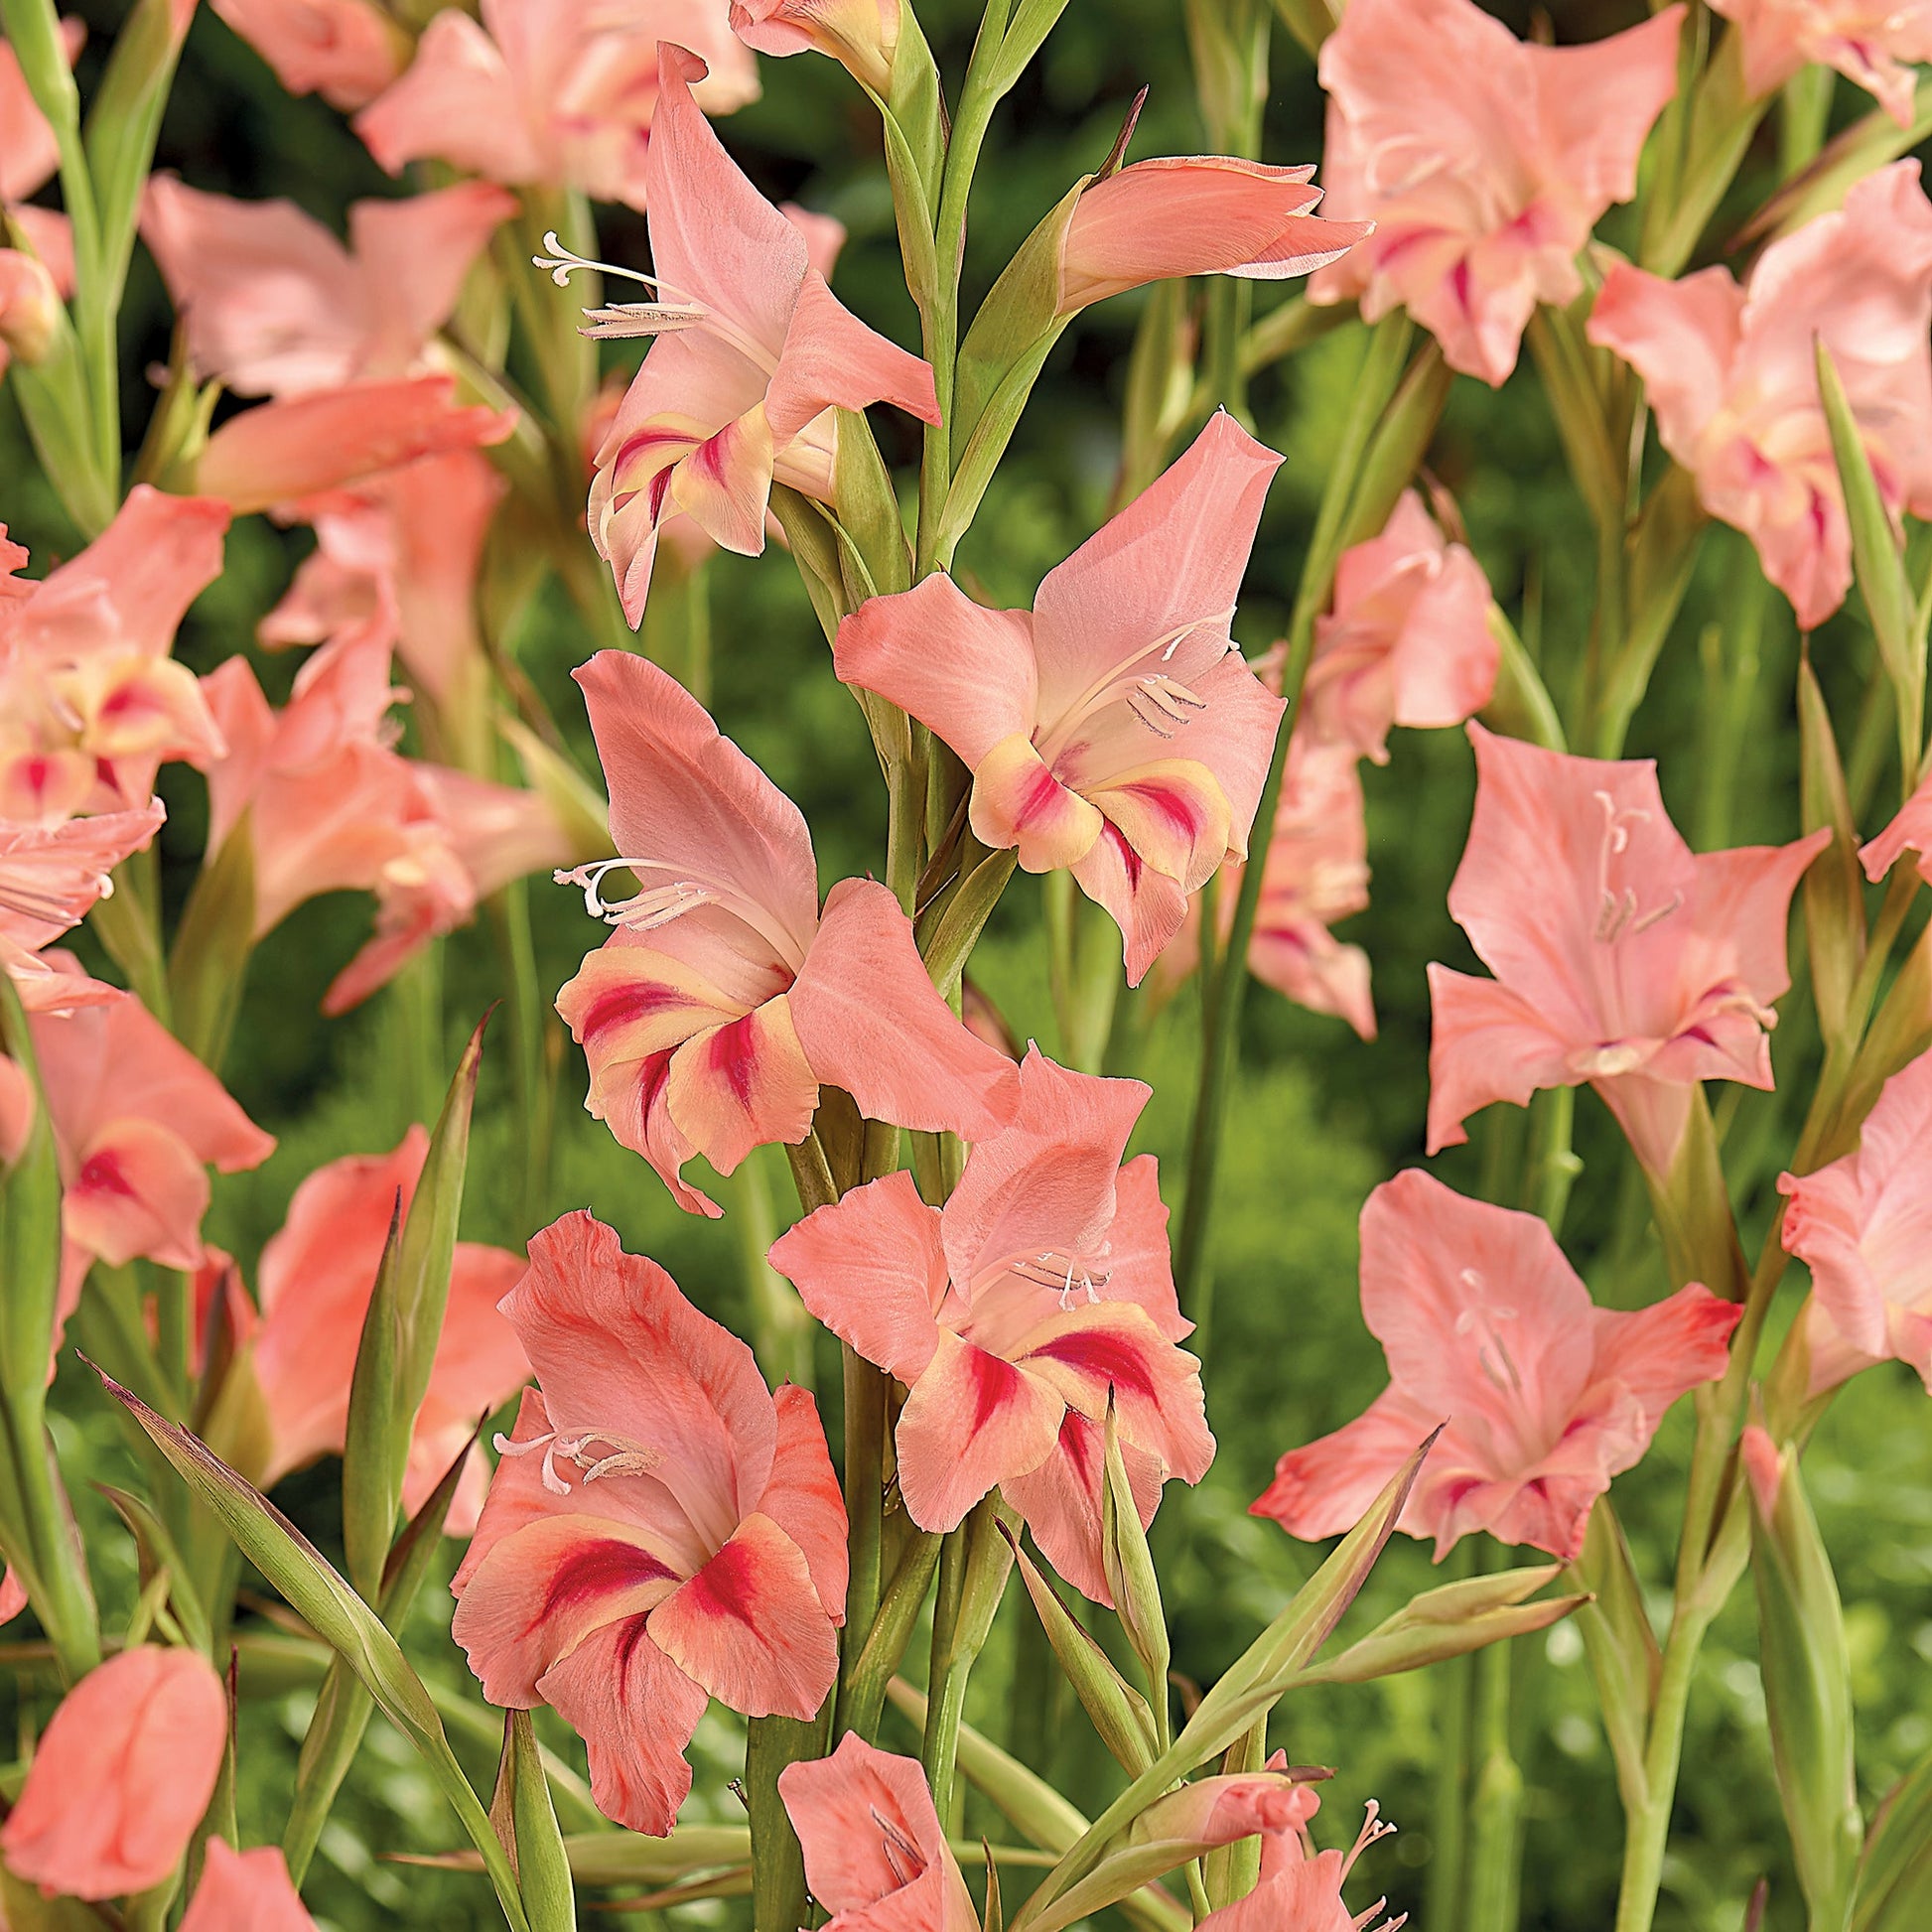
[555,650,1019,1216]
[0,804,165,1009]
[1058,157,1370,312]
[209,0,405,109]
[1426,723,1827,1176]
[1253,1169,1739,1560]
[452,1210,847,1834]
[202,633,568,1012]
[0,487,229,824]
[143,176,516,397]
[180,1840,320,1932]
[769,1047,1213,1601]
[779,1735,979,1932]
[730,0,898,94]
[0,246,59,369]
[1779,1047,1932,1395]
[355,0,758,209]
[195,375,516,516]
[249,1128,529,1528]
[835,412,1285,984]
[1588,162,1932,631]
[1197,1795,1407,1932]
[1304,489,1498,763]
[261,448,505,710]
[32,965,274,1338]
[582,46,939,623]
[0,1645,227,1899]
[1311,0,1685,386]
[1710,0,1932,127]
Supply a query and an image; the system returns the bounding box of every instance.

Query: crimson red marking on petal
[539,1540,677,1623]
[613,1612,653,1685]
[75,1151,134,1198]
[582,980,692,1041]
[1015,760,1068,830]
[707,1012,760,1106]
[1030,1326,1161,1401]
[965,1346,1028,1430]
[678,1538,762,1631]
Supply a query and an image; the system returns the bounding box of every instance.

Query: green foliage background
[4,2,1931,1929]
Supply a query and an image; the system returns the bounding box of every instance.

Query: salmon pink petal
[1098,1155,1190,1341]
[1017,1302,1213,1483]
[1587,263,1741,467]
[669,406,777,556]
[453,1513,684,1703]
[1862,768,1932,883]
[353,11,540,180]
[764,269,940,440]
[759,1386,848,1625]
[350,182,518,371]
[1251,1383,1446,1543]
[1084,758,1234,893]
[502,1213,781,1538]
[971,734,1106,871]
[780,1736,980,1932]
[196,377,515,514]
[790,877,1022,1141]
[455,1386,563,1592]
[941,1047,1149,1289]
[663,995,820,1176]
[1425,965,1581,1153]
[767,1170,949,1384]
[1527,12,1688,207]
[209,0,403,109]
[647,1510,839,1718]
[1031,411,1282,733]
[180,1840,318,1932]
[896,1331,1064,1532]
[63,1116,210,1271]
[1072,821,1193,987]
[1589,1283,1741,1416]
[0,1646,227,1900]
[534,1617,708,1835]
[1003,1408,1164,1605]
[573,650,822,967]
[832,571,1039,768]
[0,805,164,955]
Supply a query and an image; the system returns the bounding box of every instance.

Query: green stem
[840,1346,889,1654]
[1465,1582,1523,1932]
[746,1713,823,1932]
[488,881,552,1243]
[1425,1540,1476,1927]
[920,1496,1010,1826]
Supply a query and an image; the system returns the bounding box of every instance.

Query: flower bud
[0,249,62,369]
[729,0,899,96]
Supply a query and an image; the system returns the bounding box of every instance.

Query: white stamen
[1010,1249,1112,1309]
[579,301,711,341]
[493,1426,664,1495]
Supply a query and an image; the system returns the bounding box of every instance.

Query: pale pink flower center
[1031,614,1234,766]
[558,855,809,975]
[493,1423,665,1496]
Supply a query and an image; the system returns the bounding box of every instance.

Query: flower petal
[896,1330,1064,1533]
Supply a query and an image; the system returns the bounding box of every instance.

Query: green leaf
[1797,658,1867,1049]
[1856,1746,1932,1932]
[1571,1501,1660,1812]
[1100,1399,1169,1726]
[0,972,63,1412]
[87,1360,531,1932]
[1004,1523,1158,1774]
[832,407,911,599]
[504,1711,578,1932]
[341,1013,486,1597]
[167,814,257,1067]
[2,278,112,535]
[768,484,851,645]
[96,1483,212,1658]
[921,847,1018,998]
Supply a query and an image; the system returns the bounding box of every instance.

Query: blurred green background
[6,1,1932,1928]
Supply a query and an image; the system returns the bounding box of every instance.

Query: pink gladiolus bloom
[32,967,274,1329]
[554,650,1019,1216]
[584,46,939,622]
[0,1645,226,1899]
[1059,157,1370,312]
[1311,0,1684,386]
[261,448,505,709]
[1305,489,1498,763]
[209,0,404,109]
[779,1735,979,1932]
[143,176,515,397]
[452,1211,847,1834]
[202,635,567,1012]
[1588,162,1932,631]
[1710,0,1932,127]
[0,803,165,1010]
[1778,1047,1932,1394]
[1197,1796,1407,1932]
[0,487,229,824]
[195,375,516,516]
[250,1128,529,1526]
[355,0,758,209]
[179,1840,319,1932]
[835,413,1285,984]
[730,0,898,93]
[1859,758,1932,888]
[1426,723,1826,1176]
[1253,1170,1739,1560]
[768,1047,1213,1601]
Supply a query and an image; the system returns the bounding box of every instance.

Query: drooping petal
[62,1116,211,1271]
[661,993,821,1175]
[669,405,778,556]
[895,1330,1064,1532]
[1072,821,1194,986]
[180,1841,319,1932]
[647,1510,840,1719]
[763,268,939,442]
[971,734,1108,871]
[1002,1408,1164,1605]
[759,1385,849,1625]
[1251,1383,1447,1543]
[766,1170,949,1384]
[790,877,1022,1141]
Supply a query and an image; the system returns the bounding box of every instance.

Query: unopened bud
[0,250,62,370]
